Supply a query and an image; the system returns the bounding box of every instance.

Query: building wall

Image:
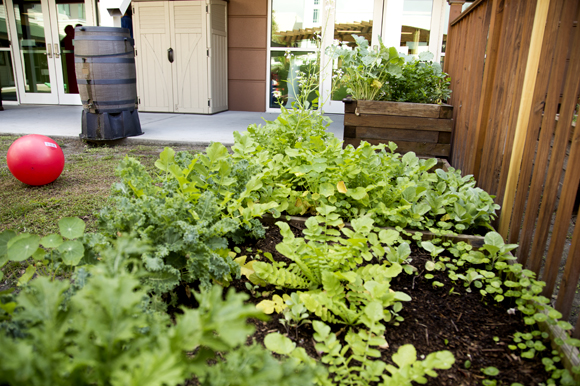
[227,0,267,112]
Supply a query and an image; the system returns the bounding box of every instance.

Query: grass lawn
[0,135,199,286]
[0,135,202,236]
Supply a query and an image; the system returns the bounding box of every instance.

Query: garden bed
[222,223,552,385]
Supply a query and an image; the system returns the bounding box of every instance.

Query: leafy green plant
[308,318,454,386]
[0,217,94,286]
[252,208,407,289]
[332,36,451,104]
[331,35,404,101]
[384,52,451,104]
[198,343,324,386]
[97,144,278,293]
[279,292,311,338]
[0,233,326,386]
[299,266,408,326]
[235,113,499,234]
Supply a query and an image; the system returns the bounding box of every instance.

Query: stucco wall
[227,0,267,112]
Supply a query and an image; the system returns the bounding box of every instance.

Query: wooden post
[448,0,467,24]
[498,0,551,238]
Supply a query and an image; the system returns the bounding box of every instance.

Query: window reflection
[401,0,432,55]
[270,50,318,108]
[271,0,319,48]
[334,0,374,47]
[56,0,86,94]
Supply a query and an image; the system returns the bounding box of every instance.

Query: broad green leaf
[0,298,15,314]
[17,265,36,286]
[312,320,331,341]
[7,234,40,262]
[397,243,411,260]
[421,241,435,253]
[347,187,367,200]
[402,152,418,166]
[31,248,46,261]
[425,261,436,271]
[319,182,335,197]
[484,232,505,249]
[379,229,399,245]
[418,51,434,61]
[394,291,412,302]
[533,313,548,323]
[364,301,384,323]
[264,333,296,355]
[256,295,286,314]
[392,344,417,368]
[58,217,86,240]
[0,230,16,256]
[58,240,85,266]
[41,234,63,249]
[351,216,374,234]
[245,176,263,192]
[206,142,229,163]
[154,147,175,171]
[548,309,563,320]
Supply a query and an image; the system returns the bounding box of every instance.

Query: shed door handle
[168,48,174,63]
[46,44,52,58]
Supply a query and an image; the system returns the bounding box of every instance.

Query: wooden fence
[445,0,580,332]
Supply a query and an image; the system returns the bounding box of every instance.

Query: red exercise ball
[6,134,65,186]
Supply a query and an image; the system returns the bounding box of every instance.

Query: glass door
[267,0,384,114]
[50,0,87,104]
[6,0,87,104]
[320,0,382,113]
[1,0,18,102]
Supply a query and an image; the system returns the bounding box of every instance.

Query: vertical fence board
[517,0,578,268]
[563,217,580,328]
[508,0,567,246]
[526,4,580,275]
[472,0,505,181]
[478,0,525,197]
[465,1,495,176]
[539,12,580,295]
[450,15,471,167]
[495,0,539,223]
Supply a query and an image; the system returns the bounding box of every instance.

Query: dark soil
[225,222,555,385]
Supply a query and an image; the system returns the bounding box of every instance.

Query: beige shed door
[134,1,209,113]
[133,2,173,112]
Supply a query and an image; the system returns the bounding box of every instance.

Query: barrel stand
[81,109,142,141]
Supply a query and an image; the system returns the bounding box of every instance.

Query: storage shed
[132,0,227,114]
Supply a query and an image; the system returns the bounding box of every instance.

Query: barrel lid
[75,26,130,34]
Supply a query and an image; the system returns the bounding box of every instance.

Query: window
[313,8,318,23]
[314,0,319,4]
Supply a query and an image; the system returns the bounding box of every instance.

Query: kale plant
[98,144,277,293]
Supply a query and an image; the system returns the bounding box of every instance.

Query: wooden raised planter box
[343,99,453,158]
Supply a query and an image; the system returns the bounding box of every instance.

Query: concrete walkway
[0,104,344,146]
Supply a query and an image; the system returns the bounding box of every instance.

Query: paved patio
[0,104,344,146]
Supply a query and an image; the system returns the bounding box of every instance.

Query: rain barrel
[74,26,142,140]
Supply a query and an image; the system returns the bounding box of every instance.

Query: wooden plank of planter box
[343,138,451,158]
[344,113,453,132]
[356,127,440,143]
[260,215,485,249]
[354,100,447,118]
